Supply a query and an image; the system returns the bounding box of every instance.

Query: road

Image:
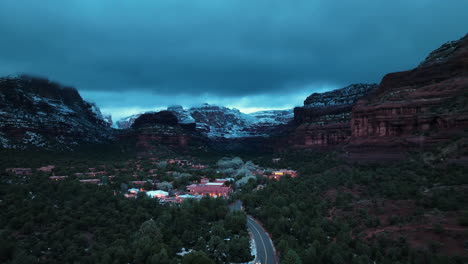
[230,200,277,264]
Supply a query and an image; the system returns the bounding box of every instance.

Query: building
[178,194,201,200]
[146,190,169,199]
[130,181,148,186]
[5,168,32,175]
[37,165,55,172]
[125,188,140,198]
[269,169,297,180]
[159,196,181,204]
[125,193,137,198]
[49,176,68,181]
[79,179,101,184]
[85,171,106,177]
[191,164,208,169]
[187,179,232,198]
[128,188,140,194]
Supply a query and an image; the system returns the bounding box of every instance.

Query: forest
[240,151,468,264]
[1,146,467,264]
[0,167,252,264]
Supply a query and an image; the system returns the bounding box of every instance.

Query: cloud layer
[1,0,467,119]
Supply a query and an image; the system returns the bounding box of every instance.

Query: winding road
[230,200,277,264]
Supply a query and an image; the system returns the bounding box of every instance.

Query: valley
[0,27,467,264]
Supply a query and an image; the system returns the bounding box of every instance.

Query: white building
[146,190,169,198]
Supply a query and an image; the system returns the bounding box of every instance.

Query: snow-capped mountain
[116,103,293,138]
[0,75,113,149]
[115,113,146,129]
[303,83,377,108]
[248,109,294,126]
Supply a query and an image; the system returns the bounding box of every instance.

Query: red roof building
[187,179,231,198]
[5,168,32,175]
[131,181,148,186]
[79,179,101,184]
[37,165,55,173]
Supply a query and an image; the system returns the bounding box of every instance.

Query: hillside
[116,104,294,138]
[0,75,113,149]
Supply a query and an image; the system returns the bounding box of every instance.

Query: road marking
[248,218,269,264]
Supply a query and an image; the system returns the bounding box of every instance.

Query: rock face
[131,111,179,128]
[117,104,294,138]
[349,34,468,156]
[287,34,468,160]
[118,125,196,150]
[183,104,253,138]
[290,84,377,147]
[0,75,113,149]
[117,110,202,151]
[116,113,142,129]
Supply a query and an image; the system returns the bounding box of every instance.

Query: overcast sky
[1,0,467,121]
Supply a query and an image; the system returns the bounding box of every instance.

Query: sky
[1,0,468,121]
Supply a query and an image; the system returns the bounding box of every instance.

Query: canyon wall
[288,34,468,160]
[348,34,468,158]
[0,75,113,149]
[290,84,377,147]
[117,111,204,152]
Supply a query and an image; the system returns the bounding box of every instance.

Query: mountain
[347,33,468,160]
[287,33,468,161]
[116,104,294,138]
[0,75,113,149]
[117,111,205,152]
[116,113,145,129]
[288,83,377,147]
[131,111,179,128]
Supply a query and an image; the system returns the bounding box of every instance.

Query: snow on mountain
[90,102,112,127]
[248,109,294,125]
[167,105,195,124]
[303,83,377,108]
[116,103,294,138]
[0,75,113,149]
[115,113,144,129]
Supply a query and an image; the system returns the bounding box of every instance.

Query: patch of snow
[117,104,293,138]
[176,248,193,256]
[247,232,257,264]
[0,132,12,148]
[90,103,103,118]
[22,131,47,147]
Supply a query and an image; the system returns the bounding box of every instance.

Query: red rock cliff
[290,84,377,147]
[349,34,468,155]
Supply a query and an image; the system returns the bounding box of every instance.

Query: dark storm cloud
[1,0,468,103]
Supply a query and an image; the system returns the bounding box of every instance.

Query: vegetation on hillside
[240,150,468,264]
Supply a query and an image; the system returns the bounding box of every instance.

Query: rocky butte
[289,83,377,147]
[0,75,113,149]
[117,111,202,151]
[117,104,294,138]
[285,34,468,161]
[1,34,467,160]
[347,34,468,160]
